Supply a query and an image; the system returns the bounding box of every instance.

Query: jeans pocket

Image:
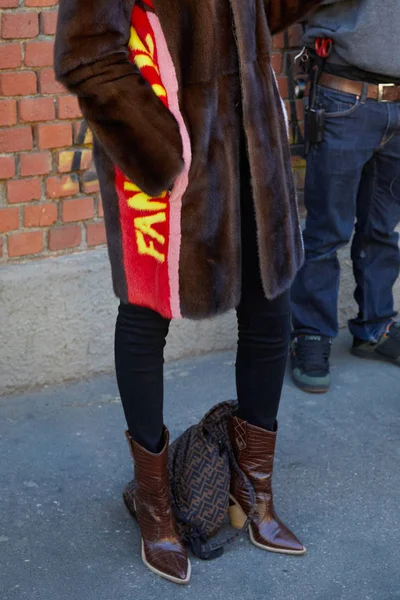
[316,85,361,118]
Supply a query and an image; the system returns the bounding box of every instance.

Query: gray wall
[0,250,236,395]
[1,247,399,395]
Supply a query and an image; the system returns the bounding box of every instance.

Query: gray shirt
[304,0,400,78]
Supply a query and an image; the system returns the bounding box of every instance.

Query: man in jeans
[291,0,400,393]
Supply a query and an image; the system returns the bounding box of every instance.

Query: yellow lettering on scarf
[128,192,167,211]
[126,19,169,264]
[152,84,167,99]
[135,54,158,71]
[145,34,155,58]
[124,182,167,212]
[134,213,166,263]
[124,182,167,262]
[129,25,167,99]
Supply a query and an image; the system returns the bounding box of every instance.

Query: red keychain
[315,37,333,58]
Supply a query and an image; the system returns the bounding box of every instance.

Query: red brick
[39,68,66,94]
[20,151,51,176]
[41,11,58,35]
[19,97,56,123]
[97,197,104,218]
[1,13,39,39]
[48,224,81,251]
[38,123,72,149]
[0,127,33,153]
[57,149,92,173]
[0,43,22,70]
[0,0,19,7]
[0,156,16,179]
[296,98,304,121]
[8,230,43,257]
[0,99,17,127]
[58,95,82,120]
[24,203,57,227]
[24,41,55,67]
[277,76,289,99]
[81,168,98,193]
[273,32,285,50]
[288,25,303,49]
[7,178,42,204]
[62,197,94,223]
[86,221,106,247]
[46,174,79,199]
[82,178,100,194]
[25,0,57,5]
[0,71,37,96]
[0,207,19,233]
[271,53,283,75]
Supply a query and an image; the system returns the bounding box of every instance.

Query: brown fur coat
[54,0,322,319]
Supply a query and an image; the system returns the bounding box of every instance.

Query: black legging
[115,156,291,453]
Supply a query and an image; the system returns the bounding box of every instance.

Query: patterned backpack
[124,401,255,560]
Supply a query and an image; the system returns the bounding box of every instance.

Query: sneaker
[351,321,400,366]
[290,335,332,393]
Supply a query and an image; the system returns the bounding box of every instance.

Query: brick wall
[0,0,104,262]
[0,2,303,263]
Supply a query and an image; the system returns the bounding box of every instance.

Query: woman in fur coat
[55,0,322,584]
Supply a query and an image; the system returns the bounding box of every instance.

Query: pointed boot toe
[250,518,306,555]
[142,540,191,584]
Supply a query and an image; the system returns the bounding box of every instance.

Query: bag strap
[173,443,257,561]
[197,445,256,558]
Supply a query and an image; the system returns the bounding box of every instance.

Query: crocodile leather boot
[228,416,306,555]
[125,428,191,584]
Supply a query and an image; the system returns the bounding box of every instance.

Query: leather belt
[319,72,400,103]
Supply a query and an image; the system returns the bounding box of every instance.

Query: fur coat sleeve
[267,0,324,33]
[54,0,184,197]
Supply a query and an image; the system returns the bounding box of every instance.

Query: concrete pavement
[0,332,399,600]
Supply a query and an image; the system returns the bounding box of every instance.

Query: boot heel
[228,495,247,529]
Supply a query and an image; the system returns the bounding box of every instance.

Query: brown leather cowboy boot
[228,416,306,555]
[124,429,191,584]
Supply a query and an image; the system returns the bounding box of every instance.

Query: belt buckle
[378,83,395,102]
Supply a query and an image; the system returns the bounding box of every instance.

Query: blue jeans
[292,85,400,342]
